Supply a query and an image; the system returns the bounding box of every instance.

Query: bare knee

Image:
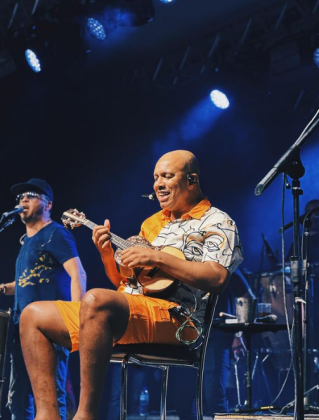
[81,289,117,313]
[20,302,72,349]
[20,302,42,334]
[80,289,129,322]
[80,289,129,341]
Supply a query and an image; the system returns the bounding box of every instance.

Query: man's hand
[0,281,15,295]
[92,220,113,257]
[232,336,246,361]
[120,247,158,269]
[0,284,7,295]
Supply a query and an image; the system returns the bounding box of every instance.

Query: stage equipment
[278,206,319,233]
[261,233,279,268]
[210,90,230,109]
[2,206,23,218]
[213,322,287,410]
[276,208,319,409]
[0,309,11,418]
[255,107,319,420]
[235,297,257,323]
[25,49,41,72]
[86,18,107,41]
[141,193,156,200]
[300,212,319,409]
[259,269,294,370]
[0,206,23,233]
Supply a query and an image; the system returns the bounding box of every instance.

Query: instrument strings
[84,219,132,250]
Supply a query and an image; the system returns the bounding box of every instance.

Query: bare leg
[74,289,129,420]
[20,302,72,420]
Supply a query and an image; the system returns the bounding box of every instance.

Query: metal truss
[0,0,60,39]
[126,0,319,89]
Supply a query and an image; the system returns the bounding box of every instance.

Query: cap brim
[11,183,48,198]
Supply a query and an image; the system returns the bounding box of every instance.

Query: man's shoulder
[46,221,76,240]
[140,210,167,242]
[142,210,164,225]
[202,205,232,221]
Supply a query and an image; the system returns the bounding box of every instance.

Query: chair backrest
[194,293,219,359]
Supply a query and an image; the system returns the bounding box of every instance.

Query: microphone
[255,314,278,323]
[141,193,156,201]
[2,206,24,218]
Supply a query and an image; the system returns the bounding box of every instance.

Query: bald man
[20,150,243,420]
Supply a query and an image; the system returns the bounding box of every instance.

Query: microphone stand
[0,214,17,234]
[255,109,319,420]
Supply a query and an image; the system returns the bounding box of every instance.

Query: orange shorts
[54,287,196,353]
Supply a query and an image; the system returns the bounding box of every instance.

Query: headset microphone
[141,193,156,201]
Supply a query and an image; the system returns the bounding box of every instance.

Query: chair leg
[160,366,169,420]
[120,356,128,420]
[196,367,204,420]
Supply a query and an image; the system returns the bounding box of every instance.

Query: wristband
[0,284,7,295]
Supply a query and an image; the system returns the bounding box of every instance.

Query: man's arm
[121,247,229,294]
[63,257,87,301]
[92,220,126,289]
[0,281,15,295]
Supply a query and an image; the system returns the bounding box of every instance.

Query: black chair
[110,294,218,420]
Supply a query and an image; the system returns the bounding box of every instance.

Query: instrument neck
[83,220,131,250]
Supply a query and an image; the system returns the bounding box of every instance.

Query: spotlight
[160,0,176,3]
[25,49,41,72]
[86,18,107,41]
[210,90,229,109]
[314,48,319,69]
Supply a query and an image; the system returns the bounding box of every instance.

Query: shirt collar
[160,198,211,221]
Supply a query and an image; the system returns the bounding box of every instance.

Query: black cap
[11,178,54,202]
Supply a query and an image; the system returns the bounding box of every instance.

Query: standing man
[0,178,86,420]
[19,151,243,420]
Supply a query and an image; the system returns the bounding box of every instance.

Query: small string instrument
[62,209,185,295]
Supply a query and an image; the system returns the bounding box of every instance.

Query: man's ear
[46,201,53,212]
[187,173,198,186]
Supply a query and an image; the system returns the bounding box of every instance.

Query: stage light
[314,48,319,69]
[160,0,176,3]
[210,90,229,109]
[25,49,41,72]
[87,18,107,41]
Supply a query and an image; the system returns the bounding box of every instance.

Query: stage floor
[215,414,319,420]
[127,413,319,420]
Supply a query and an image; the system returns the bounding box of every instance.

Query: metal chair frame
[110,294,218,420]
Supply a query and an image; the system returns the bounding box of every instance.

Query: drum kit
[246,259,319,409]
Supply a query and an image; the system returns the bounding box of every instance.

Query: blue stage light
[87,18,107,41]
[210,90,229,109]
[314,48,319,69]
[25,49,41,73]
[160,0,175,3]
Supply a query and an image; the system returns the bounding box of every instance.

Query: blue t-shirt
[14,221,79,323]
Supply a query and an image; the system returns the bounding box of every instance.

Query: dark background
[0,0,319,417]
